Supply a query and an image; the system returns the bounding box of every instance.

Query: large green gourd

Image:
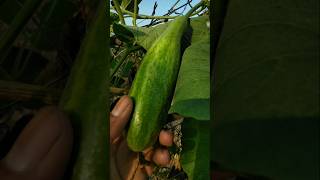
[127,16,188,152]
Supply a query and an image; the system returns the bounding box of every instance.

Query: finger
[35,109,73,180]
[132,166,148,180]
[159,130,173,147]
[120,153,146,180]
[1,106,73,180]
[145,165,153,176]
[152,148,170,167]
[143,149,154,176]
[110,96,133,143]
[115,139,136,178]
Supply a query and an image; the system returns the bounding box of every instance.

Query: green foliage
[189,16,209,44]
[170,16,210,121]
[110,12,119,23]
[212,0,319,179]
[181,119,210,180]
[112,22,134,43]
[129,23,170,50]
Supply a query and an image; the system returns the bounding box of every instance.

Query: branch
[167,0,181,14]
[185,0,205,17]
[149,0,195,26]
[110,87,129,94]
[191,5,207,17]
[148,2,158,26]
[0,80,61,104]
[132,0,138,26]
[121,8,177,19]
[112,0,126,24]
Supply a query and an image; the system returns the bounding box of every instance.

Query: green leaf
[169,16,210,121]
[212,117,319,180]
[110,11,119,23]
[113,22,135,43]
[128,23,169,50]
[181,118,210,180]
[169,40,210,120]
[189,16,209,44]
[212,0,319,179]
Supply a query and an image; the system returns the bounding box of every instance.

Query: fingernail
[111,96,130,117]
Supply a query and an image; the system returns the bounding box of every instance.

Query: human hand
[110,95,174,180]
[0,96,171,180]
[0,106,73,180]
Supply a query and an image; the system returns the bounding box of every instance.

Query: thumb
[110,96,133,144]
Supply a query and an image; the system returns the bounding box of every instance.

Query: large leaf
[169,40,210,120]
[169,16,210,120]
[128,22,169,50]
[113,22,135,43]
[181,119,210,180]
[212,0,319,179]
[189,16,209,44]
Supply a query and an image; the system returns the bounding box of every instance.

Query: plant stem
[110,87,129,94]
[121,8,176,19]
[133,0,137,26]
[185,0,206,17]
[191,5,206,17]
[111,7,176,19]
[0,80,61,104]
[112,0,126,24]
